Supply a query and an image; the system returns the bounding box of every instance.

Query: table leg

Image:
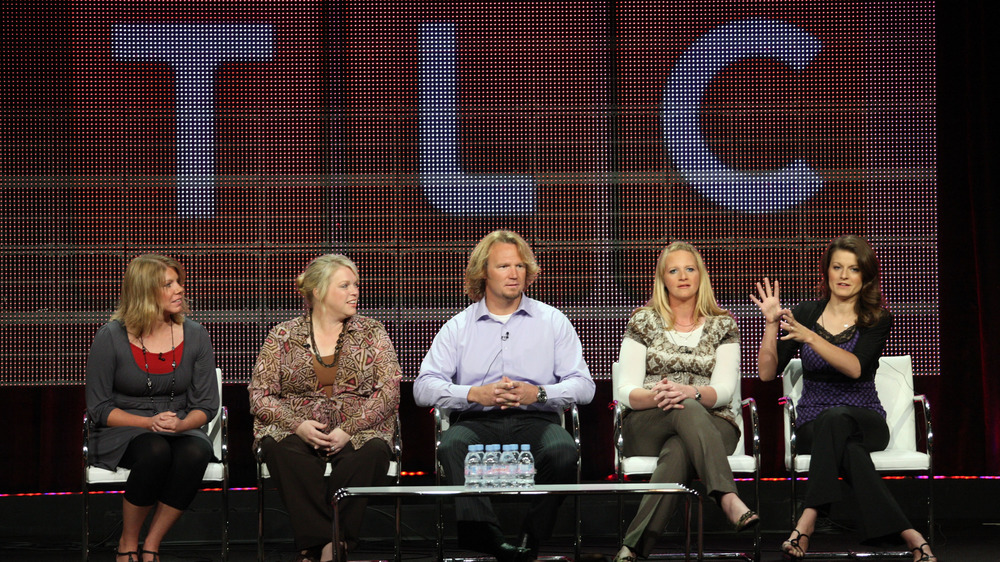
[394,496,402,562]
[333,490,343,562]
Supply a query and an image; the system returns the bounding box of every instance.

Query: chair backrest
[204,368,225,459]
[611,361,745,456]
[781,355,916,451]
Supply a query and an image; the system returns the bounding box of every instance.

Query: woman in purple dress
[752,236,935,562]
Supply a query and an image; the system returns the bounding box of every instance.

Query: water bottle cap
[502,444,518,451]
[486,444,500,451]
[471,444,485,452]
[520,444,531,450]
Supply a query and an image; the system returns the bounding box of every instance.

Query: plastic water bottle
[482,444,501,489]
[517,444,535,489]
[463,444,485,490]
[499,444,519,488]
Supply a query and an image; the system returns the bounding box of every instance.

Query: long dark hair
[817,235,887,328]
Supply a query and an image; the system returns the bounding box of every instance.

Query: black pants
[261,435,391,551]
[438,410,577,541]
[118,432,212,510]
[797,406,911,539]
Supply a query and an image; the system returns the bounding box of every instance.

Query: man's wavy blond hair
[463,230,540,302]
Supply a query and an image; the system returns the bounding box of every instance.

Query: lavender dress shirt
[414,295,595,412]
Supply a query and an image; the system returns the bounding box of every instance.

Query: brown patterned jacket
[249,314,401,450]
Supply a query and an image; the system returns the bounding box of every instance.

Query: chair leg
[257,479,264,562]
[82,485,89,562]
[222,483,230,562]
[789,472,798,530]
[927,473,934,546]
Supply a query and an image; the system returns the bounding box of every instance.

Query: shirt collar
[472,293,535,321]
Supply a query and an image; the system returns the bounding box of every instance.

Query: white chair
[82,368,229,562]
[781,355,934,550]
[255,412,402,562]
[612,362,761,561]
[433,405,582,560]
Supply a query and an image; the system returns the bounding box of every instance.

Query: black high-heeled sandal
[781,528,808,561]
[115,551,140,562]
[141,550,160,562]
[911,542,937,561]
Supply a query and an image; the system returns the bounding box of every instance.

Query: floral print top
[249,314,401,450]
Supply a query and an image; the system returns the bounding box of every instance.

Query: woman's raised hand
[750,277,783,324]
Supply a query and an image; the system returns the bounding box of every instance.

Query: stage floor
[3,524,999,562]
[2,480,998,561]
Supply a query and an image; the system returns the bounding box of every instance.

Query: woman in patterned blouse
[613,242,758,562]
[753,235,935,562]
[250,254,401,562]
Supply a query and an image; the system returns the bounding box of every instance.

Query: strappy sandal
[781,528,808,561]
[612,545,637,562]
[141,550,160,562]
[730,509,760,532]
[911,542,937,562]
[115,551,140,562]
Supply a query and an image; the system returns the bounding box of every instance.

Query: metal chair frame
[781,355,934,557]
[612,359,761,561]
[433,405,581,561]
[82,368,228,562]
[254,412,402,562]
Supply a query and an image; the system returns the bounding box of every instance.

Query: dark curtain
[936,1,999,473]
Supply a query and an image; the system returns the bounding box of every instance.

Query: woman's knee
[813,406,856,430]
[174,436,213,468]
[129,433,173,465]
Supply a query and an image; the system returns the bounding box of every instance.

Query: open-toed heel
[781,528,809,561]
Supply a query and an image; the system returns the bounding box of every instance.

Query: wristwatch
[693,387,702,402]
[536,385,548,404]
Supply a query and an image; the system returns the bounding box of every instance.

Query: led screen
[0,1,936,384]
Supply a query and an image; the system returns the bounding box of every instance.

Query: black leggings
[119,432,213,510]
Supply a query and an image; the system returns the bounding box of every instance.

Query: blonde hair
[296,254,360,309]
[463,230,540,301]
[111,254,189,335]
[643,241,728,328]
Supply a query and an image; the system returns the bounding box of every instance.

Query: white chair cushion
[621,454,756,476]
[259,460,399,480]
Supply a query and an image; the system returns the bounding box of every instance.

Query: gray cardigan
[85,319,219,469]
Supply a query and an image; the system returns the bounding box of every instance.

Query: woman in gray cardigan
[86,254,219,562]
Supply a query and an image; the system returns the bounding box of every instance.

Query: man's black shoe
[518,531,540,560]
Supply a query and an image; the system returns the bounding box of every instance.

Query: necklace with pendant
[139,325,177,412]
[310,315,345,368]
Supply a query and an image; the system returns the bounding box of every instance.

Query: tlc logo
[113,18,822,218]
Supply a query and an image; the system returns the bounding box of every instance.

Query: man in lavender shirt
[414,230,595,562]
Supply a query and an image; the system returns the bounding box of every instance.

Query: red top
[130,342,185,374]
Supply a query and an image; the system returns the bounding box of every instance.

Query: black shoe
[495,541,533,562]
[518,531,540,560]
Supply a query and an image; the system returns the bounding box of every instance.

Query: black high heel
[116,551,140,562]
[142,550,160,562]
[781,528,808,561]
